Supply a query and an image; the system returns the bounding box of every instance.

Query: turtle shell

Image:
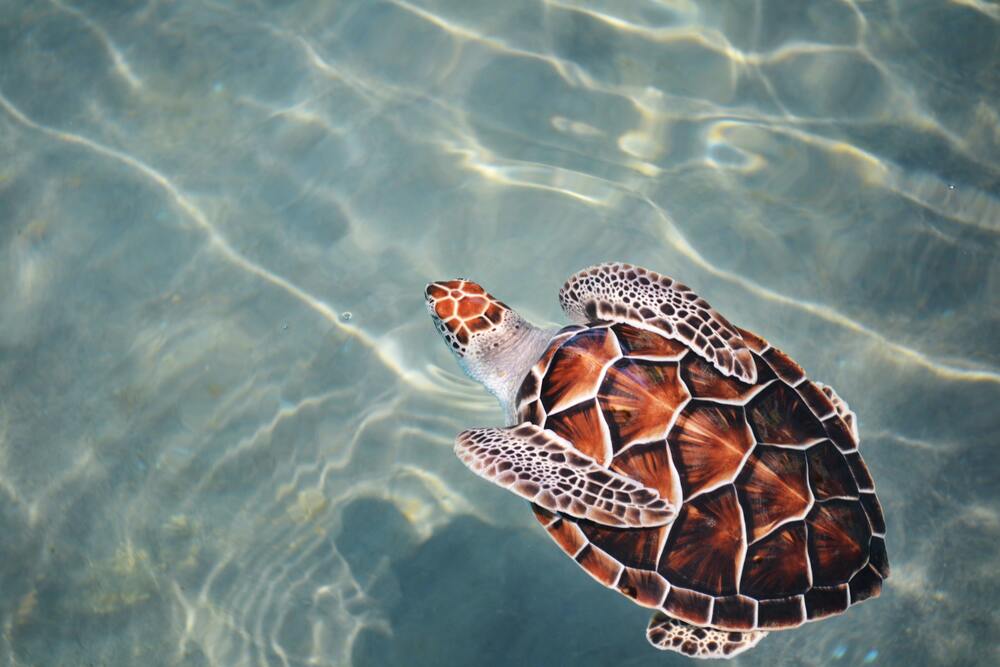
[516,322,888,631]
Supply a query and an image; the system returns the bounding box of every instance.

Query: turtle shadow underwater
[344,497,654,667]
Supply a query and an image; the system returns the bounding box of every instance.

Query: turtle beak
[425,280,465,356]
[425,281,463,330]
[425,282,445,318]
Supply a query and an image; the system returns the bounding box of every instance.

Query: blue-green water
[1,1,998,665]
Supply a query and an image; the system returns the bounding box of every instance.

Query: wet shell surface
[516,321,888,632]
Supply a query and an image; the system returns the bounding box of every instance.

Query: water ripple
[1,1,997,665]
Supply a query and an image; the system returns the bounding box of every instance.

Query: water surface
[1,1,998,665]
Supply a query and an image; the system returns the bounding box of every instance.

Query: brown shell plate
[518,323,888,632]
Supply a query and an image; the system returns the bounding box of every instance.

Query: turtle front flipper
[455,424,676,528]
[646,612,767,659]
[559,263,757,384]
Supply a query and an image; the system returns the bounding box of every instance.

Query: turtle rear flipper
[559,263,757,384]
[815,381,859,442]
[646,612,767,659]
[455,424,676,528]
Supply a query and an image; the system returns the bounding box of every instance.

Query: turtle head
[424,279,511,358]
[425,279,555,422]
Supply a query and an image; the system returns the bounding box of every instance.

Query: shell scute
[710,594,757,631]
[804,585,849,620]
[545,518,587,555]
[747,382,826,445]
[544,399,609,465]
[610,440,679,507]
[796,381,837,420]
[579,520,664,570]
[658,485,744,596]
[663,587,713,625]
[735,445,811,542]
[806,440,859,500]
[752,355,777,383]
[575,544,624,586]
[868,536,890,578]
[859,492,886,535]
[541,328,621,414]
[534,326,583,377]
[515,370,539,407]
[617,567,669,608]
[613,322,688,358]
[848,564,883,603]
[823,414,858,452]
[757,596,805,629]
[518,399,544,425]
[740,521,811,599]
[761,347,805,385]
[806,500,871,586]
[845,452,875,491]
[531,503,558,526]
[680,356,760,402]
[668,403,755,498]
[598,358,689,450]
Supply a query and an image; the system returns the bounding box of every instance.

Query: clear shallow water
[0,0,998,665]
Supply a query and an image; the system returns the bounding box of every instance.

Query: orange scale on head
[426,284,449,299]
[457,296,488,318]
[484,302,505,324]
[466,316,494,333]
[461,281,486,295]
[454,327,470,345]
[434,299,456,319]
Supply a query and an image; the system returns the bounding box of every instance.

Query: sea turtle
[425,262,888,659]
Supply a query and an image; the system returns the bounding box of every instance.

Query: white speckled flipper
[646,613,768,659]
[455,423,676,528]
[559,262,757,384]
